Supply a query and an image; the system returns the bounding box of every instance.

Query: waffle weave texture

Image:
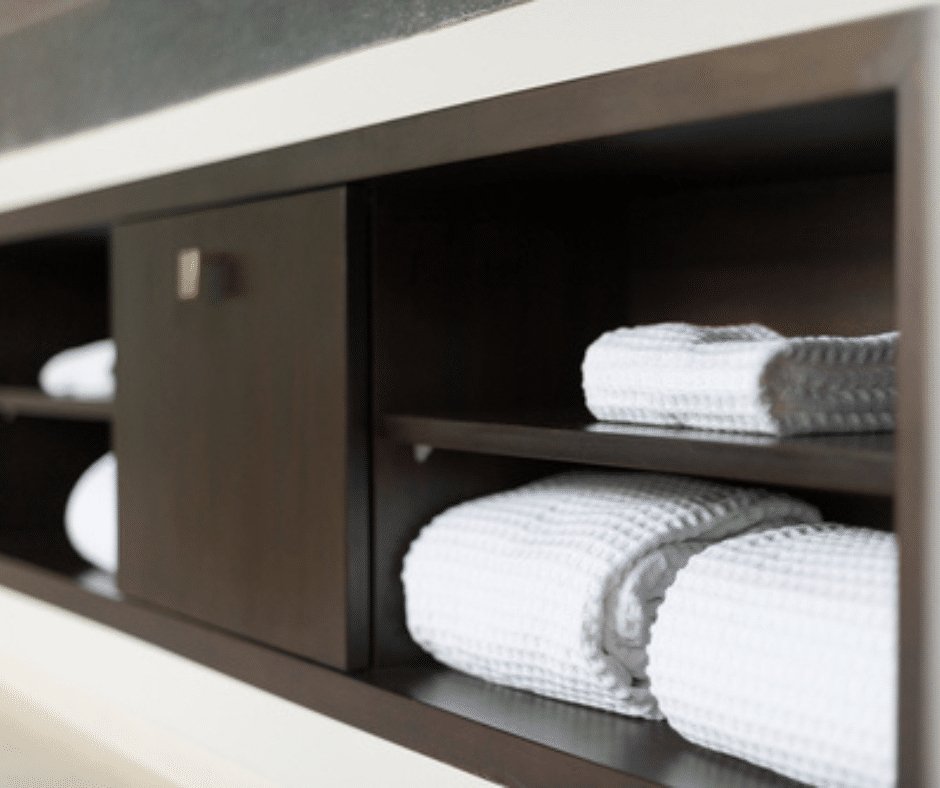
[402,470,820,719]
[582,323,897,435]
[648,524,897,787]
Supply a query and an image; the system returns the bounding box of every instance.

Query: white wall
[1,1,933,785]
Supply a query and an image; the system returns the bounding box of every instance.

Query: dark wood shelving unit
[383,413,895,496]
[0,9,933,786]
[0,386,113,422]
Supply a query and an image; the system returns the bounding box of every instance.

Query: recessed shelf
[382,413,894,496]
[0,387,113,422]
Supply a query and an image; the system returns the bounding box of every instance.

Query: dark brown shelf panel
[0,551,794,787]
[364,663,796,787]
[0,386,113,422]
[383,413,894,496]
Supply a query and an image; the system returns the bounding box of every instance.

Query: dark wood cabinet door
[113,189,368,670]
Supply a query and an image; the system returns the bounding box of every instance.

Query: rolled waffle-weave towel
[402,470,820,719]
[65,452,118,573]
[39,338,115,400]
[648,524,896,787]
[582,323,897,435]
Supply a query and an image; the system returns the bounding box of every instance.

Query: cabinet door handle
[177,248,237,302]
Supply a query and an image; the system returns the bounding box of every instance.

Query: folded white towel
[402,470,820,719]
[648,524,896,787]
[39,339,115,400]
[65,452,118,574]
[582,323,897,436]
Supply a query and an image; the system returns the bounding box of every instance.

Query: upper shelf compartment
[0,231,110,404]
[371,94,896,418]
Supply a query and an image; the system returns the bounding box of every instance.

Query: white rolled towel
[65,452,118,574]
[402,470,820,719]
[648,524,896,787]
[582,323,897,435]
[39,339,115,400]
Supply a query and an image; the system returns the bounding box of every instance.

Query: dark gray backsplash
[0,0,521,154]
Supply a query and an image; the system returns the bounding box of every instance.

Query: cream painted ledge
[0,0,931,216]
[0,587,492,788]
[0,682,179,788]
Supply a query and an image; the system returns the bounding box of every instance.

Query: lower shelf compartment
[0,551,796,787]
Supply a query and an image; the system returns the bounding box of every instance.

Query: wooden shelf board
[0,387,113,422]
[383,413,894,496]
[364,663,796,786]
[0,551,795,787]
